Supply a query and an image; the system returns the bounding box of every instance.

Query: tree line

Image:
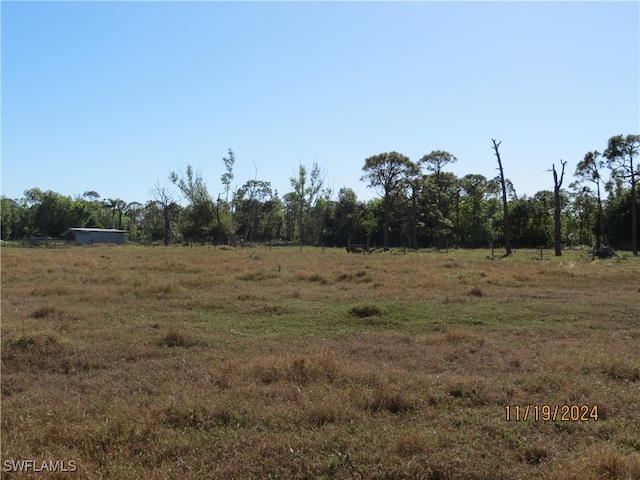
[2,135,638,255]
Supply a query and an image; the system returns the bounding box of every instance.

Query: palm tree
[103,198,119,229]
[125,202,143,237]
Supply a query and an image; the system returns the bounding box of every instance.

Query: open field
[1,245,639,479]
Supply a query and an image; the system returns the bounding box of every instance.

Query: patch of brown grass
[29,304,58,318]
[157,326,196,348]
[3,332,63,357]
[393,431,430,457]
[600,358,640,382]
[297,271,330,284]
[467,286,484,297]
[236,270,276,281]
[364,382,415,414]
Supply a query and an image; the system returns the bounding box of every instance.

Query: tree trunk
[214,197,223,245]
[492,139,512,255]
[596,182,605,248]
[631,166,637,256]
[383,195,390,249]
[551,161,566,257]
[163,206,170,246]
[411,186,418,249]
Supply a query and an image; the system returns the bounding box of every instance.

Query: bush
[157,327,196,348]
[349,304,382,318]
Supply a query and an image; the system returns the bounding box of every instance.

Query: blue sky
[2,1,639,206]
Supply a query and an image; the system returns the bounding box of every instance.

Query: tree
[83,191,100,201]
[569,189,597,246]
[218,149,236,243]
[420,151,458,247]
[212,195,226,245]
[602,188,636,248]
[234,179,274,242]
[282,192,297,241]
[420,150,457,211]
[422,171,459,248]
[73,199,89,228]
[550,160,567,256]
[259,195,284,242]
[361,152,413,249]
[102,198,120,229]
[169,165,214,244]
[572,151,606,247]
[115,199,127,230]
[334,187,361,246]
[221,148,236,203]
[21,189,79,237]
[74,191,101,228]
[151,182,178,245]
[402,162,423,249]
[491,139,512,255]
[289,164,308,242]
[604,134,639,255]
[509,192,554,248]
[362,199,382,248]
[1,197,19,239]
[125,202,144,239]
[76,191,100,228]
[459,174,491,248]
[288,162,328,244]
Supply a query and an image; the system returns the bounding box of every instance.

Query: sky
[2,1,639,206]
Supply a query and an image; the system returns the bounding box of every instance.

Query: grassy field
[1,245,639,479]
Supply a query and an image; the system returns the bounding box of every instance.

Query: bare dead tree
[151,182,177,246]
[491,139,512,255]
[550,160,567,256]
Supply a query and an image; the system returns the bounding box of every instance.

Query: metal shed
[62,228,127,245]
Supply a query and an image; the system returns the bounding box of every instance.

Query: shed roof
[62,228,128,234]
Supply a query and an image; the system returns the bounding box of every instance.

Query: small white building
[63,228,127,245]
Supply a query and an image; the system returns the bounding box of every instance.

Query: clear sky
[2,1,639,206]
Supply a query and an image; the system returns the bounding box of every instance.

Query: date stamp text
[504,405,598,422]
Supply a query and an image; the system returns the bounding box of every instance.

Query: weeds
[522,446,548,465]
[348,304,382,318]
[157,327,196,348]
[467,286,484,297]
[297,272,329,284]
[161,404,246,431]
[3,333,63,356]
[393,432,429,456]
[1,333,66,373]
[601,359,640,382]
[365,384,414,414]
[237,270,277,281]
[30,304,58,318]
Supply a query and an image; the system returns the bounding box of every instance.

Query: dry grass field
[1,245,639,479]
